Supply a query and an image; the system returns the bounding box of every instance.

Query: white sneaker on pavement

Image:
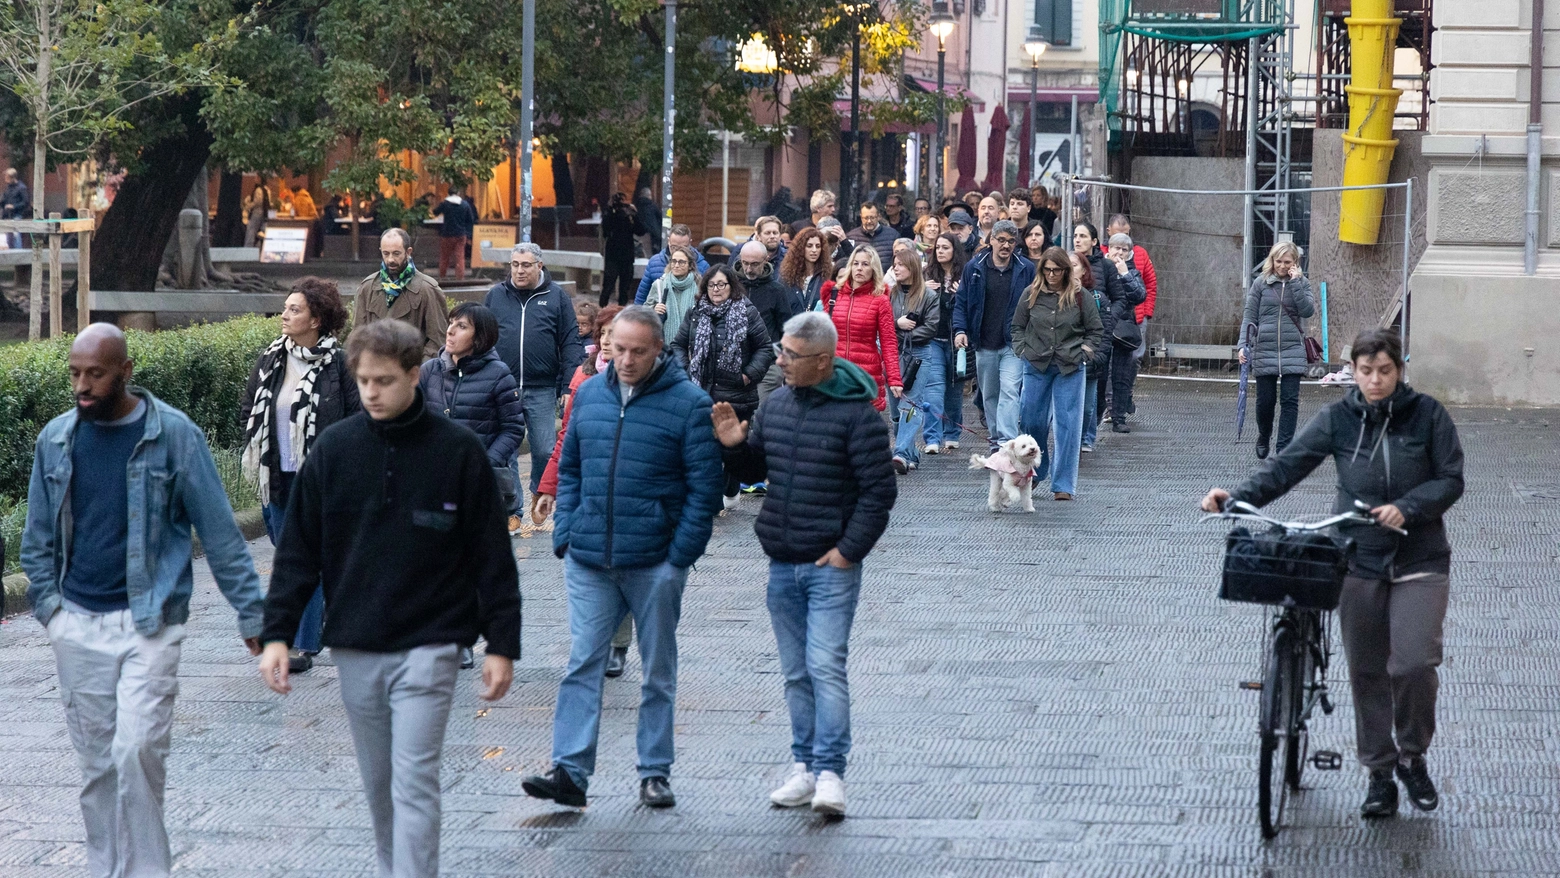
[770,762,816,807]
[812,770,846,816]
[723,494,740,511]
[924,443,940,455]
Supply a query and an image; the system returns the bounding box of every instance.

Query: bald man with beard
[22,324,264,878]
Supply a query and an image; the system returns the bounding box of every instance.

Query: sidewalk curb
[3,507,267,620]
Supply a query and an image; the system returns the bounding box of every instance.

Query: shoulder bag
[1278,282,1322,364]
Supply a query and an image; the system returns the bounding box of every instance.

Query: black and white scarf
[241,335,340,504]
[687,297,749,389]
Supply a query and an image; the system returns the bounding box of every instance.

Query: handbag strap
[1277,280,1307,336]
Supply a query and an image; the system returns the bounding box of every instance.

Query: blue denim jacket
[21,388,265,637]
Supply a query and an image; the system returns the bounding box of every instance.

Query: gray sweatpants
[1336,572,1450,770]
[49,608,184,878]
[335,644,461,878]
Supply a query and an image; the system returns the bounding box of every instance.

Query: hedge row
[0,315,279,503]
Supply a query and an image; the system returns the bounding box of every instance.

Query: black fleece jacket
[262,390,522,657]
[1231,383,1464,578]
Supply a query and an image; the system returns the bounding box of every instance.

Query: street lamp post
[1023,25,1048,190]
[929,1,955,206]
[518,0,536,242]
[848,16,862,222]
[661,0,677,243]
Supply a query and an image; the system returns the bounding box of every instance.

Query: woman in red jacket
[819,246,903,410]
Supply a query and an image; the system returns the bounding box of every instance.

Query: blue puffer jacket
[553,353,724,569]
[419,347,526,467]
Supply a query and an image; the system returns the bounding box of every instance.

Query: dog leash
[895,395,995,448]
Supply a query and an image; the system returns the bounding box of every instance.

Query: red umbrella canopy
[982,105,1010,193]
[954,104,979,193]
[1016,103,1033,188]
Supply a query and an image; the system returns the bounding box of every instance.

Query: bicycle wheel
[1283,616,1316,791]
[1258,627,1296,839]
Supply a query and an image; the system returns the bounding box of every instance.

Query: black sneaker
[1360,769,1398,819]
[640,776,676,808]
[1255,441,1269,460]
[522,766,588,808]
[1396,756,1439,812]
[1112,421,1131,434]
[287,650,314,673]
[459,647,475,670]
[604,646,628,678]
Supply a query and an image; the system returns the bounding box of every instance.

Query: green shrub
[0,315,279,504]
[1,496,23,578]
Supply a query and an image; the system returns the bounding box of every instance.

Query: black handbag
[1219,526,1353,611]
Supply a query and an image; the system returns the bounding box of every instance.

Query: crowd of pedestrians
[20,183,1462,878]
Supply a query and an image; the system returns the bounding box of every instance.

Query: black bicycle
[1203,499,1406,838]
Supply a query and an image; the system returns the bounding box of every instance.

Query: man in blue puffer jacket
[522,305,724,811]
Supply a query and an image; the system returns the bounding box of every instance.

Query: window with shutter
[1035,0,1073,46]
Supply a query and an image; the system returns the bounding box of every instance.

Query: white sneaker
[944,440,960,450]
[723,494,740,511]
[923,443,940,455]
[811,770,846,816]
[769,762,816,807]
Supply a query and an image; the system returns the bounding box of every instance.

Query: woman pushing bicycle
[1202,329,1465,821]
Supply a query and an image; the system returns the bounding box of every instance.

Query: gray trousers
[335,644,461,878]
[49,608,184,878]
[1337,573,1451,770]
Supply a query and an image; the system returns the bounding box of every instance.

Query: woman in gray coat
[1239,241,1315,458]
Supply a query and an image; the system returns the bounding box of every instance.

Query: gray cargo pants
[1336,572,1451,770]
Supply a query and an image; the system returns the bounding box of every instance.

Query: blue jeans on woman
[892,342,946,465]
[261,471,324,654]
[1081,364,1100,447]
[938,341,965,446]
[1019,362,1087,496]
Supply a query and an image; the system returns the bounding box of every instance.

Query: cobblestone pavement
[2,381,1558,877]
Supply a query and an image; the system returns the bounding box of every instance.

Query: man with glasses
[883,193,914,239]
[485,242,585,529]
[635,223,709,305]
[951,219,1035,444]
[846,201,897,267]
[712,311,897,817]
[734,240,799,404]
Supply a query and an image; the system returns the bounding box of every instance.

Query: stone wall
[1309,129,1430,359]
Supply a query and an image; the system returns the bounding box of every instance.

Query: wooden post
[77,210,92,331]
[47,212,62,337]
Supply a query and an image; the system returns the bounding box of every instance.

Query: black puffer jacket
[1089,250,1147,346]
[418,347,526,467]
[738,262,800,346]
[723,358,897,564]
[1231,382,1464,578]
[670,299,774,416]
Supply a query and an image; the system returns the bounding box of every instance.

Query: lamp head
[929,1,955,44]
[1024,25,1048,65]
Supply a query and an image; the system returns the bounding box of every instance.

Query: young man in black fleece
[258,318,521,878]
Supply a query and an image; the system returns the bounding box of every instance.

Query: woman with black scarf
[240,277,359,673]
[670,264,775,508]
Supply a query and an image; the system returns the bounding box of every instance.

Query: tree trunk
[91,96,213,292]
[212,168,244,247]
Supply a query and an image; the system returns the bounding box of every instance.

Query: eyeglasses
[992,237,1016,247]
[1042,266,1066,274]
[707,279,731,290]
[510,261,540,269]
[773,343,831,363]
[669,259,691,267]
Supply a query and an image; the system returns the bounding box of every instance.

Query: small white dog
[970,434,1041,513]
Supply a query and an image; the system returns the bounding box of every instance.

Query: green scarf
[379,259,418,306]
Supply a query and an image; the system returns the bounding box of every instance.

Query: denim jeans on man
[891,343,946,465]
[261,470,323,654]
[937,342,965,446]
[973,347,1023,444]
[553,557,688,788]
[1019,362,1087,496]
[767,561,863,777]
[512,385,559,502]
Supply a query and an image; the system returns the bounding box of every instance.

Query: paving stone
[0,381,1556,875]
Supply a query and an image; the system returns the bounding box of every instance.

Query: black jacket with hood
[738,262,800,346]
[723,358,897,564]
[484,270,585,395]
[1230,383,1465,578]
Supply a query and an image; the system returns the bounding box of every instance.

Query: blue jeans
[938,342,965,445]
[892,342,946,464]
[553,556,688,787]
[1019,362,1087,496]
[767,561,863,777]
[1082,365,1099,447]
[512,385,559,504]
[974,347,1023,444]
[261,471,323,654]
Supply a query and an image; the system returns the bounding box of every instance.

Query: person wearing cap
[951,219,1033,444]
[815,217,853,270]
[946,208,978,257]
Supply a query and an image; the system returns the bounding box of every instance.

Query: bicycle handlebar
[1200,499,1408,536]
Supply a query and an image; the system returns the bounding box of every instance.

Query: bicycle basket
[1220,526,1353,610]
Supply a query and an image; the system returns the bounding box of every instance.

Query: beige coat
[353,269,449,361]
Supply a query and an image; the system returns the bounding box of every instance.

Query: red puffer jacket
[820,279,901,410]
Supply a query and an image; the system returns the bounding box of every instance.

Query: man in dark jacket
[1203,329,1464,821]
[522,306,723,810]
[2,167,28,248]
[260,318,520,878]
[846,201,897,268]
[713,311,896,818]
[634,223,709,304]
[633,186,662,255]
[432,184,478,281]
[484,242,585,521]
[736,241,800,402]
[952,221,1035,443]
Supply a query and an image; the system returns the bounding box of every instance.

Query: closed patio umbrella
[954,104,978,193]
[982,105,1010,193]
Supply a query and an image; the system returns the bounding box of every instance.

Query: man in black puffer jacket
[712,311,896,818]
